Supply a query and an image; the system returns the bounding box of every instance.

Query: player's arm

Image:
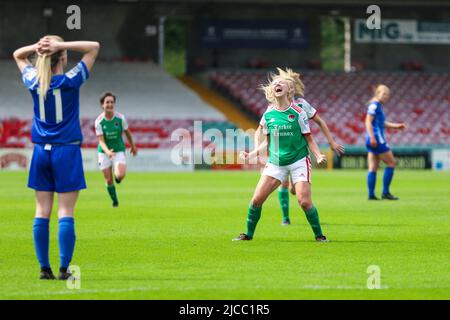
[240,137,268,161]
[385,121,407,130]
[98,135,115,159]
[365,114,377,147]
[312,114,345,155]
[124,129,138,156]
[38,37,100,71]
[304,134,327,165]
[13,42,39,72]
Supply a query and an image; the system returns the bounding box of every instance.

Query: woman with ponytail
[365,84,407,200]
[13,36,100,280]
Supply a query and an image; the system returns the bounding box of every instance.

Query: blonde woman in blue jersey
[234,72,328,242]
[365,84,406,200]
[13,36,100,280]
[255,68,344,225]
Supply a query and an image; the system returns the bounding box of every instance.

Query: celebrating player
[365,84,407,200]
[234,71,328,242]
[254,68,344,225]
[13,36,100,280]
[95,92,137,207]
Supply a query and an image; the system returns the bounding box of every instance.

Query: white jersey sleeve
[297,98,317,119]
[116,112,129,130]
[298,110,311,135]
[94,115,104,136]
[292,105,311,135]
[259,114,269,135]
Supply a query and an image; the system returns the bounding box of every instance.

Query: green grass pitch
[0,170,449,299]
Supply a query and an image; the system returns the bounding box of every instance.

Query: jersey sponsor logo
[66,65,81,79]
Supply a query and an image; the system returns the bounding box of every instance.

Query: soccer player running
[254,68,344,225]
[234,71,328,242]
[13,36,100,279]
[365,84,407,200]
[95,92,137,207]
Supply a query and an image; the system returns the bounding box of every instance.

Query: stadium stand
[0,60,246,150]
[211,70,450,146]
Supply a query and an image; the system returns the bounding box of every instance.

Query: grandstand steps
[177,75,257,131]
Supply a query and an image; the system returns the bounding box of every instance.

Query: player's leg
[378,150,398,200]
[52,145,86,280]
[234,165,283,240]
[113,152,127,184]
[367,152,380,200]
[104,167,119,207]
[34,191,55,279]
[57,191,79,279]
[28,144,56,279]
[99,152,119,207]
[291,156,327,241]
[278,178,290,225]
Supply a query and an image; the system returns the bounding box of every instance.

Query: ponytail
[33,35,64,99]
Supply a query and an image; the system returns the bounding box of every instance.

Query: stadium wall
[2,147,450,171]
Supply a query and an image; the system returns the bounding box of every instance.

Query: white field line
[2,284,450,298]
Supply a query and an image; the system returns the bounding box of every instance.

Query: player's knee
[299,199,312,211]
[251,197,264,208]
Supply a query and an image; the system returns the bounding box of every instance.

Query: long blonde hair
[34,35,64,99]
[260,68,296,104]
[276,67,305,98]
[368,84,390,104]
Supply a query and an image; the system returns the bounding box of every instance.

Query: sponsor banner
[0,148,194,172]
[355,19,450,44]
[334,148,432,169]
[432,149,450,171]
[200,20,309,48]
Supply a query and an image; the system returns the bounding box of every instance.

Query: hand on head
[36,36,60,56]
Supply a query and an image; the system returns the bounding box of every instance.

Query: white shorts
[262,156,312,185]
[98,151,127,171]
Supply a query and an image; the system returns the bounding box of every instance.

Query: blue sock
[367,171,377,198]
[383,167,395,195]
[33,218,50,269]
[58,217,76,269]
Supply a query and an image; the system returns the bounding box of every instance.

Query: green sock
[246,204,262,239]
[278,187,289,221]
[106,184,118,203]
[303,205,323,238]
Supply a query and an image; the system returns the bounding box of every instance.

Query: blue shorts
[28,144,86,193]
[365,136,391,155]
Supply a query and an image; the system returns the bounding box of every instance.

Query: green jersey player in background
[95,92,138,207]
[235,70,328,242]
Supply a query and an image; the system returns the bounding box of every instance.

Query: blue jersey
[22,61,89,144]
[366,100,386,144]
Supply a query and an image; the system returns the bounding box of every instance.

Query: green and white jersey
[95,112,129,153]
[293,97,317,119]
[260,103,311,166]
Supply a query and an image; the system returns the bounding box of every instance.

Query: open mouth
[275,87,283,93]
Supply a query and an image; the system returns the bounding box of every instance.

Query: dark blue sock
[383,167,395,195]
[33,218,50,269]
[367,171,377,198]
[58,217,76,269]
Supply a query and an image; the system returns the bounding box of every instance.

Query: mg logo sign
[355,19,416,43]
